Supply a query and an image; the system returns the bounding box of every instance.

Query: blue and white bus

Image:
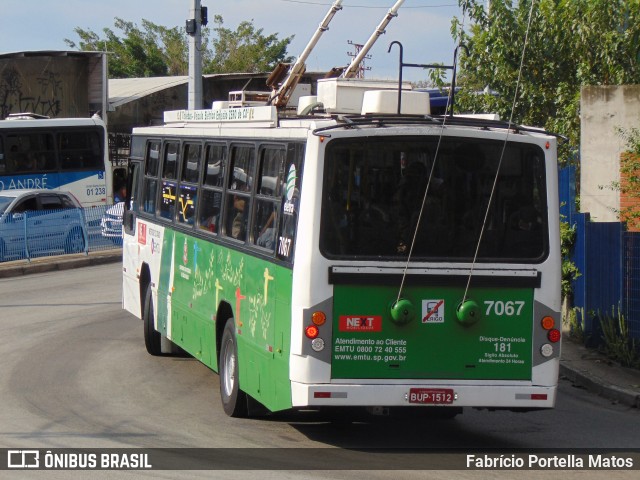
[0,114,112,206]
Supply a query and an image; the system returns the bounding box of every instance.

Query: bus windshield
[320,136,548,262]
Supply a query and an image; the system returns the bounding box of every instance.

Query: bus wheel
[219,319,247,417]
[65,228,85,254]
[143,285,162,356]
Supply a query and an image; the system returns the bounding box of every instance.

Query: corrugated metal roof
[108,76,188,109]
[0,50,104,59]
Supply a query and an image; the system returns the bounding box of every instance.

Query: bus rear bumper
[291,382,557,409]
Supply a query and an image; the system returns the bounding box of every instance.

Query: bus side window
[38,133,56,171]
[59,131,100,169]
[276,144,303,261]
[128,161,141,212]
[160,181,177,220]
[198,189,222,233]
[203,143,226,187]
[198,143,226,234]
[142,141,160,215]
[160,141,179,219]
[162,142,179,180]
[177,184,197,225]
[223,145,255,241]
[176,143,201,226]
[251,146,285,252]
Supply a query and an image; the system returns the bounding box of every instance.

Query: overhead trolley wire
[461,0,538,304]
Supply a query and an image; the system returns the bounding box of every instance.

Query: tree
[450,0,640,163]
[205,15,293,74]
[65,18,183,78]
[65,16,293,79]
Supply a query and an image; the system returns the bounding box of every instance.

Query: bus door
[122,157,144,318]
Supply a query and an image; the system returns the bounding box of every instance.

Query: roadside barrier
[0,204,122,263]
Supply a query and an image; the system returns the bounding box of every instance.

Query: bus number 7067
[484,301,525,317]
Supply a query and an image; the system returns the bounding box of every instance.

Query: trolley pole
[187,0,203,110]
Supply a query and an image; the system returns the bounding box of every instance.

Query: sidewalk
[0,249,122,279]
[560,337,640,408]
[1,251,639,409]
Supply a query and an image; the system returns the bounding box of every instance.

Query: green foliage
[560,216,580,298]
[65,16,293,78]
[564,307,585,344]
[65,18,185,78]
[617,126,640,156]
[451,0,640,164]
[205,15,293,74]
[599,306,640,368]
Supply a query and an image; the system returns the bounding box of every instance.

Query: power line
[279,0,459,8]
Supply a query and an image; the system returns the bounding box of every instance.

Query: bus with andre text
[0,113,112,206]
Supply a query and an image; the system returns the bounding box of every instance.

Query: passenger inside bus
[256,209,277,249]
[114,184,127,203]
[226,171,250,241]
[198,190,222,233]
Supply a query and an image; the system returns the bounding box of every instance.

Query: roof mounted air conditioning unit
[317,78,412,114]
[361,90,430,115]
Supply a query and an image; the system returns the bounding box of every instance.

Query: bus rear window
[320,136,548,262]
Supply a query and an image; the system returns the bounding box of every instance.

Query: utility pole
[187,0,205,110]
[347,41,371,79]
[341,0,405,78]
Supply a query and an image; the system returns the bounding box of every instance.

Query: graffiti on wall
[0,67,62,119]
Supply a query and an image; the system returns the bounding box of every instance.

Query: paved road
[1,264,639,479]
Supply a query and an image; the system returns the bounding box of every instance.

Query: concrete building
[0,51,107,120]
[580,85,640,224]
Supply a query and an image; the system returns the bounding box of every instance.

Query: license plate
[408,388,455,405]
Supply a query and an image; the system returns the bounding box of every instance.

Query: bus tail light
[547,329,561,343]
[306,311,327,351]
[305,325,319,339]
[541,316,555,330]
[541,315,561,343]
[311,311,326,326]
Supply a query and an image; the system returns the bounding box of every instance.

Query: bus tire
[219,319,248,417]
[143,284,162,356]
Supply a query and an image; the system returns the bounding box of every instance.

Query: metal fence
[0,204,122,263]
[623,233,640,340]
[560,165,640,342]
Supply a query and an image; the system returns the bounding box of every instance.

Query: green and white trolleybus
[121,80,561,417]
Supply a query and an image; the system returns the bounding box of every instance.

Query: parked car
[100,202,124,245]
[0,189,86,261]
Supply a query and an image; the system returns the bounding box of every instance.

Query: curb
[559,363,640,409]
[0,250,122,279]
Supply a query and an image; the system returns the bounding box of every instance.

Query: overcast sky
[1,0,466,82]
